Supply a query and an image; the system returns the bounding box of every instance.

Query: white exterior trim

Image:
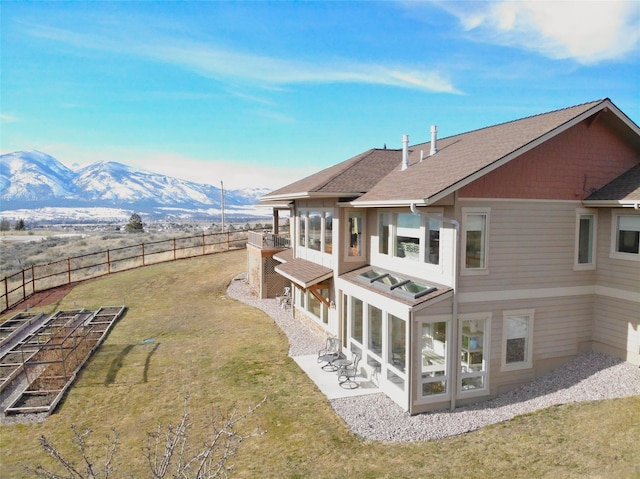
[458,285,640,304]
[501,308,535,372]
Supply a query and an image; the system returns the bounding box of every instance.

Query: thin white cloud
[1,113,19,123]
[440,1,640,64]
[22,21,460,94]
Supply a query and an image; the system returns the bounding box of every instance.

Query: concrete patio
[293,354,381,400]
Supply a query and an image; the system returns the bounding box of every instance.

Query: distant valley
[0,151,272,223]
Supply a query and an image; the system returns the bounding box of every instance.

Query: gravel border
[227,273,640,442]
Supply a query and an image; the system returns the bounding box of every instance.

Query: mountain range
[0,151,271,222]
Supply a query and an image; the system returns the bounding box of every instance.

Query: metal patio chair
[317,337,341,371]
[276,286,291,309]
[337,351,361,389]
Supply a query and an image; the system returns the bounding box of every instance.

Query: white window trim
[298,208,334,256]
[461,207,490,276]
[345,209,365,260]
[416,315,451,404]
[610,212,640,262]
[501,309,535,372]
[574,208,597,271]
[458,312,491,397]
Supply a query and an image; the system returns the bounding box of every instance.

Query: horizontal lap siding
[459,200,596,292]
[593,296,640,359]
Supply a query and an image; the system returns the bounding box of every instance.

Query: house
[247,98,640,414]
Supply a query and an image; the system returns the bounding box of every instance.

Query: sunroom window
[395,213,420,260]
[421,320,448,396]
[378,211,441,265]
[460,314,490,393]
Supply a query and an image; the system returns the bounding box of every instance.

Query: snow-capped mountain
[0,151,271,221]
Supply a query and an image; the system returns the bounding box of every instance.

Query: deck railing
[1,230,249,314]
[247,231,291,249]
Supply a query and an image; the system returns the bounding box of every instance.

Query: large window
[613,214,640,258]
[298,209,334,254]
[378,211,441,265]
[462,209,489,273]
[460,314,490,394]
[348,212,363,257]
[368,305,383,356]
[502,310,534,371]
[421,320,448,397]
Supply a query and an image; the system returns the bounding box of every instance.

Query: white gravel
[227,273,640,442]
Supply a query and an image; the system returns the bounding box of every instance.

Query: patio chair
[317,337,341,371]
[337,352,361,389]
[276,287,291,309]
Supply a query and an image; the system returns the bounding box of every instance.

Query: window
[368,305,383,356]
[351,297,363,344]
[298,208,334,254]
[324,212,333,254]
[462,209,489,273]
[298,212,306,247]
[379,212,390,254]
[308,211,322,251]
[613,214,640,258]
[395,213,420,260]
[459,314,491,394]
[348,212,363,257]
[575,210,597,269]
[377,210,442,265]
[388,314,406,373]
[421,320,449,397]
[502,310,534,371]
[426,218,440,265]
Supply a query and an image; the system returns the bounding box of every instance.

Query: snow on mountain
[0,150,77,201]
[0,151,272,221]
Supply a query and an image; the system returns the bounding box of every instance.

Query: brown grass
[1,249,639,478]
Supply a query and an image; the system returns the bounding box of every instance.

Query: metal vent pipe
[402,134,409,170]
[430,125,438,155]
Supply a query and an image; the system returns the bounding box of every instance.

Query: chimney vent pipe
[430,125,438,155]
[402,134,409,170]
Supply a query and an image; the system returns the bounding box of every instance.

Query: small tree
[126,213,144,233]
[0,218,10,231]
[15,218,26,231]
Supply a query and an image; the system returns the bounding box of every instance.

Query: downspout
[449,217,460,411]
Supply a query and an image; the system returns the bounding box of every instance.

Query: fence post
[202,232,205,256]
[142,243,145,266]
[31,265,35,294]
[227,231,230,250]
[67,258,72,284]
[3,276,7,311]
[173,238,176,260]
[22,269,26,303]
[107,249,111,274]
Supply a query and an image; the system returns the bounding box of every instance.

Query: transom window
[420,320,449,397]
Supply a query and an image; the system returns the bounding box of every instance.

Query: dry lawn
[1,249,639,478]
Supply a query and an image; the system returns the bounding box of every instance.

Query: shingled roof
[262,98,639,205]
[262,148,402,201]
[585,163,640,205]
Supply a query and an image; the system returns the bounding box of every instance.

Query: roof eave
[582,199,640,208]
[261,191,362,202]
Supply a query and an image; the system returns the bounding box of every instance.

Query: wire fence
[1,230,249,314]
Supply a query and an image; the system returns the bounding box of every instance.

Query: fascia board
[582,200,640,208]
[350,199,429,208]
[261,191,359,202]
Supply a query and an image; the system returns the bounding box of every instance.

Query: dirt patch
[3,284,76,315]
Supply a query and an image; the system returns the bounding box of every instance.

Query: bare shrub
[28,396,266,479]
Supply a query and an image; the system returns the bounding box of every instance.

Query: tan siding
[595,209,640,293]
[459,200,596,293]
[593,296,640,363]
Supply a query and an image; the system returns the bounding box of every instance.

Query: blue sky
[2,1,639,189]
